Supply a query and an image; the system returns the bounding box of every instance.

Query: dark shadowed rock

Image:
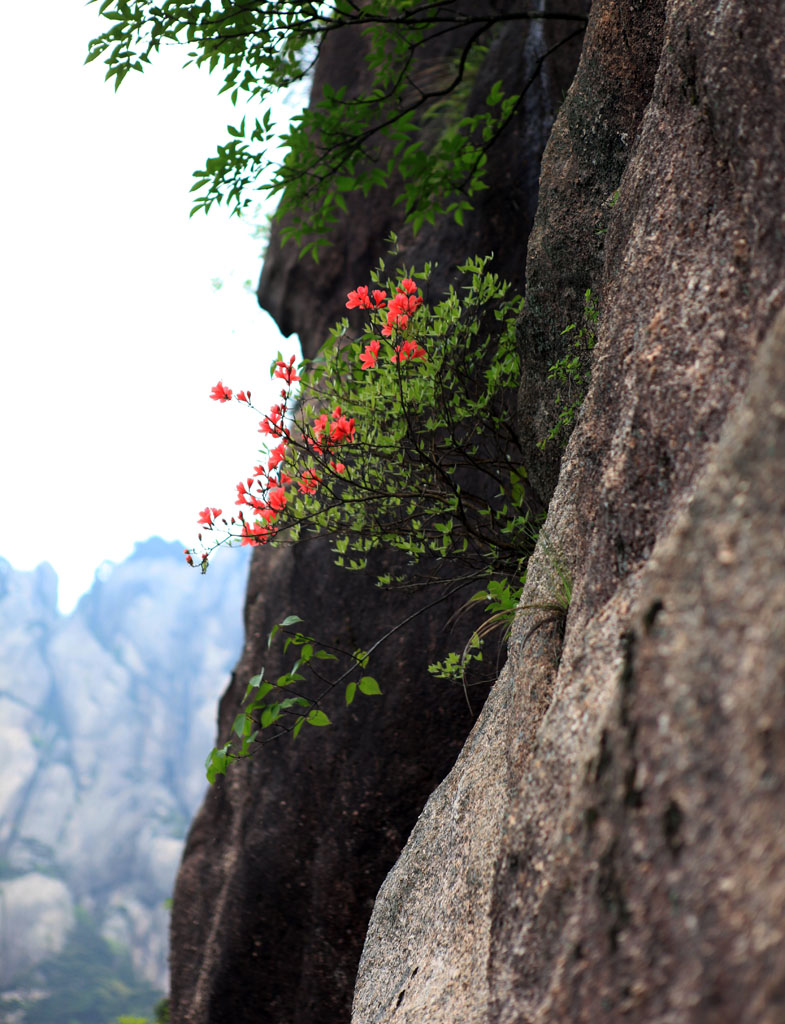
[170,4,588,1022]
[257,0,588,356]
[517,0,667,503]
[171,542,491,1024]
[353,1,785,1021]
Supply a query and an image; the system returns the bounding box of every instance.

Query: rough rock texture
[169,5,588,1023]
[353,1,785,1021]
[517,0,667,502]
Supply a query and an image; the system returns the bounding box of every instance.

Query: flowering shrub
[193,253,538,775]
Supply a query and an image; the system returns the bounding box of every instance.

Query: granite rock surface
[353,2,785,1021]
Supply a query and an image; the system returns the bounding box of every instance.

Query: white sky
[1,1,302,612]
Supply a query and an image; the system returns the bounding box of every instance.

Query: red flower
[236,390,251,404]
[210,381,233,403]
[258,404,283,436]
[330,417,355,442]
[396,293,417,314]
[235,480,250,506]
[360,339,381,370]
[197,507,222,527]
[330,460,346,474]
[391,339,427,364]
[268,487,287,511]
[274,355,300,385]
[330,407,355,442]
[372,289,387,308]
[267,441,286,471]
[311,412,328,441]
[382,315,406,338]
[184,551,194,566]
[240,520,272,546]
[298,468,322,495]
[248,499,277,523]
[346,285,372,309]
[382,291,418,335]
[400,278,418,294]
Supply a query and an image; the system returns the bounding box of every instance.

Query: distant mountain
[0,539,248,1015]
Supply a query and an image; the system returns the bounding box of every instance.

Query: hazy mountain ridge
[0,539,248,1004]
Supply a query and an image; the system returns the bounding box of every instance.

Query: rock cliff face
[0,540,247,1003]
[171,1,785,1022]
[354,1,785,1021]
[169,4,587,1022]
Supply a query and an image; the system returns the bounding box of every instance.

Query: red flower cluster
[268,486,287,511]
[274,355,300,385]
[329,406,356,443]
[391,339,427,363]
[360,338,381,370]
[298,468,322,495]
[191,268,437,574]
[258,403,286,437]
[198,507,222,527]
[232,455,289,544]
[240,519,273,546]
[311,406,356,448]
[382,279,422,337]
[187,353,361,566]
[346,286,387,310]
[348,278,427,370]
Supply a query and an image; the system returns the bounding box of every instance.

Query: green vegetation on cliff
[88,2,590,767]
[88,1,587,257]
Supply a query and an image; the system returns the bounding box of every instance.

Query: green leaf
[292,715,306,739]
[205,744,230,784]
[359,676,382,696]
[353,648,370,668]
[345,681,357,706]
[280,614,304,627]
[246,681,273,706]
[306,709,331,727]
[261,704,282,728]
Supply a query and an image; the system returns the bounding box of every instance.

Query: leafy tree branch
[88,0,587,254]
